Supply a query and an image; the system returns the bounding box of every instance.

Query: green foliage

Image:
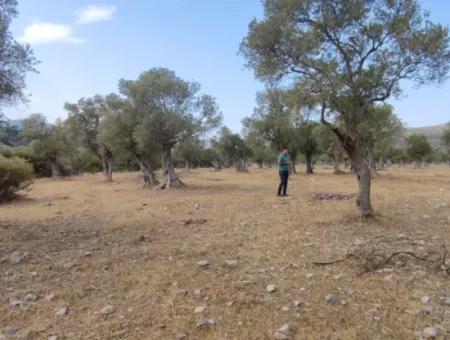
[0,0,38,106]
[406,134,433,162]
[213,127,252,170]
[442,124,450,158]
[0,154,33,201]
[121,68,222,153]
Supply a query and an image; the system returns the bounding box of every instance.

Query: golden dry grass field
[1,165,450,340]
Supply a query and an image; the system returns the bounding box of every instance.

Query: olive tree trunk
[135,156,159,188]
[305,154,314,174]
[350,148,374,218]
[161,148,183,189]
[50,159,62,178]
[102,147,113,183]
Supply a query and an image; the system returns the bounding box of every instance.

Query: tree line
[1,0,450,218]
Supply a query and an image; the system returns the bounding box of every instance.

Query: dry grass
[1,165,450,339]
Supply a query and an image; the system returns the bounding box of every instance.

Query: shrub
[0,155,33,201]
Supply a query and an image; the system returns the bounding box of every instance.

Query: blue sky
[5,0,450,131]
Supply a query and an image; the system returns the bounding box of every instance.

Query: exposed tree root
[312,244,448,275]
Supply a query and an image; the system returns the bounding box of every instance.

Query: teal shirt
[278,153,289,172]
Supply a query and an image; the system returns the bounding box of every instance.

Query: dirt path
[1,166,450,339]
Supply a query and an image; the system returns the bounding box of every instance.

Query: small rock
[225,259,239,268]
[175,332,188,340]
[194,203,200,210]
[176,289,188,296]
[194,289,202,297]
[444,297,450,305]
[421,296,431,304]
[266,284,276,293]
[30,271,38,277]
[326,293,338,305]
[55,307,69,316]
[422,326,438,338]
[45,293,55,301]
[306,273,314,279]
[293,300,302,307]
[48,336,59,340]
[100,304,116,315]
[9,300,22,308]
[275,324,291,339]
[281,306,289,312]
[197,260,209,268]
[3,326,18,335]
[196,319,215,328]
[8,252,22,265]
[83,251,92,257]
[194,305,206,314]
[25,293,38,302]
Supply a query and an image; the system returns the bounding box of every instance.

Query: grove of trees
[1,0,450,219]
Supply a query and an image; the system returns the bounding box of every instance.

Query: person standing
[277,147,290,196]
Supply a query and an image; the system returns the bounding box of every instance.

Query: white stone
[9,300,22,308]
[100,304,116,315]
[196,319,215,328]
[421,296,431,304]
[225,259,239,267]
[266,284,276,293]
[8,252,22,265]
[326,293,338,305]
[197,260,209,268]
[194,305,206,314]
[55,307,69,316]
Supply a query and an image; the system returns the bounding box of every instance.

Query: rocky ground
[1,165,450,339]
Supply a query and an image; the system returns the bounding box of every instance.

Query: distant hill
[405,123,449,147]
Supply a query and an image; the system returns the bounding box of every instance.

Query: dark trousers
[278,171,289,196]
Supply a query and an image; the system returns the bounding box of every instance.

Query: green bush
[0,155,33,201]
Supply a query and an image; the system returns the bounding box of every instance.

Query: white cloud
[20,22,84,45]
[76,4,117,25]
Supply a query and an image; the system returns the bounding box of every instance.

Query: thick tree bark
[50,159,62,178]
[350,149,374,218]
[102,147,113,183]
[161,147,183,189]
[235,160,248,172]
[291,156,297,174]
[367,149,378,177]
[305,154,314,174]
[257,160,263,169]
[135,156,159,188]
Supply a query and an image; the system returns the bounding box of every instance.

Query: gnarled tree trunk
[161,147,183,189]
[367,149,378,177]
[135,156,159,188]
[305,154,314,174]
[102,147,113,183]
[350,147,374,218]
[50,159,62,178]
[333,154,341,174]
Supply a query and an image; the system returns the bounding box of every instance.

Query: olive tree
[0,0,37,106]
[443,123,450,162]
[65,96,114,182]
[120,68,222,188]
[406,134,432,165]
[241,0,450,217]
[99,94,160,187]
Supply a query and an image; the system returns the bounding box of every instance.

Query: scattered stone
[25,293,38,302]
[422,326,445,338]
[48,336,59,340]
[197,260,209,268]
[306,273,314,279]
[3,326,18,335]
[100,304,116,315]
[293,300,302,307]
[266,284,276,293]
[8,252,22,265]
[444,297,450,305]
[281,306,289,312]
[45,293,55,301]
[196,319,215,328]
[194,305,206,314]
[326,293,338,305]
[194,202,200,210]
[332,274,343,280]
[55,307,69,317]
[421,296,431,304]
[225,259,239,268]
[9,300,22,308]
[30,271,38,277]
[275,324,292,340]
[194,289,202,297]
[83,251,92,257]
[176,289,188,296]
[175,332,188,340]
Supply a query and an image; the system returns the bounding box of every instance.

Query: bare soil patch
[1,166,450,339]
